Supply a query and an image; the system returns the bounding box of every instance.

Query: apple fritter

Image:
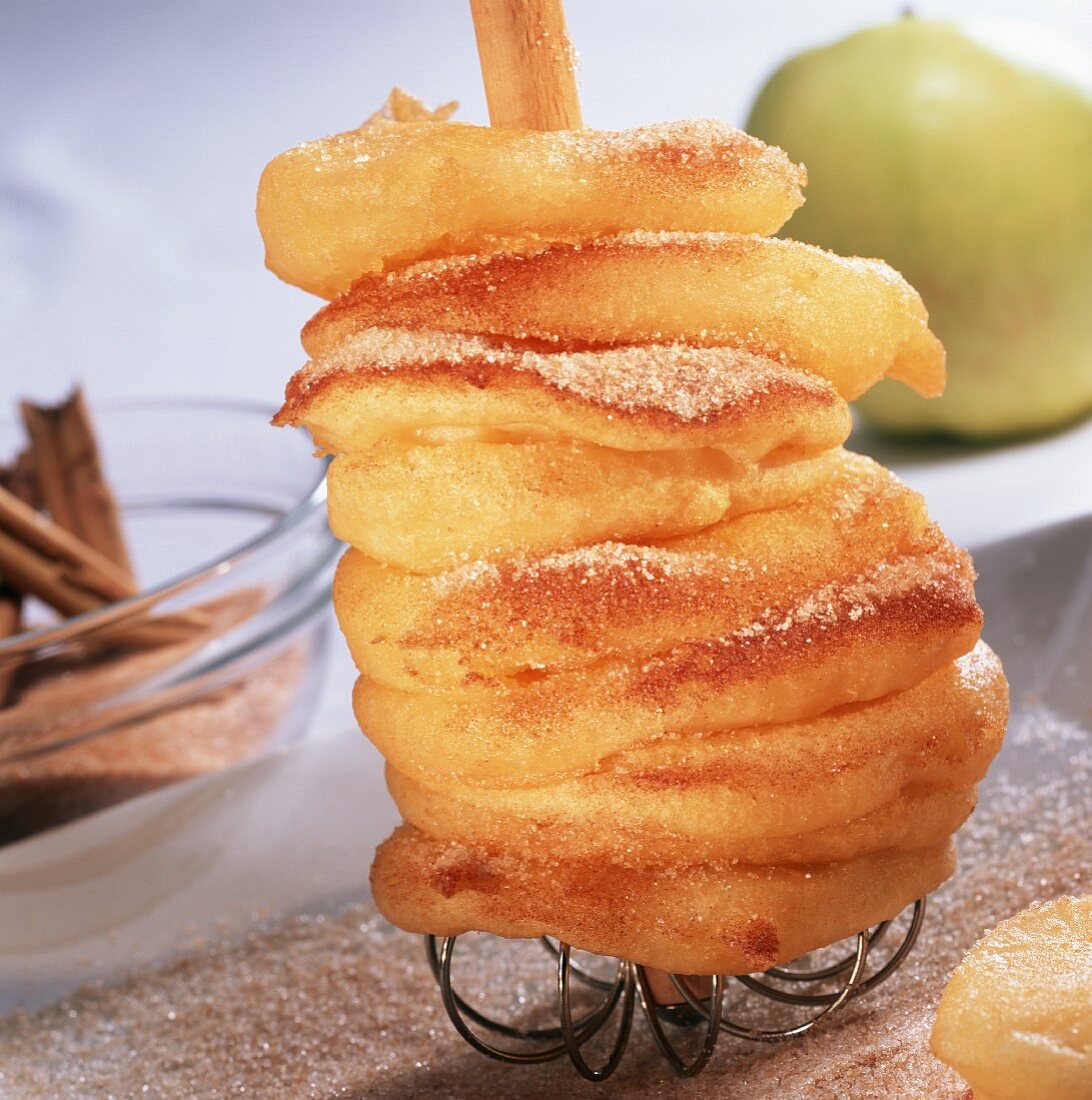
[385,644,1005,853]
[258,117,805,298]
[371,825,955,976]
[275,328,851,460]
[356,545,983,785]
[262,96,1009,978]
[334,452,928,684]
[931,894,1092,1100]
[390,773,978,867]
[328,443,841,572]
[302,233,945,399]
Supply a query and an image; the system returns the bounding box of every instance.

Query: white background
[2,1,1091,736]
[2,0,1089,405]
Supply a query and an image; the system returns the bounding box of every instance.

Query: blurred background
[2,0,1090,736]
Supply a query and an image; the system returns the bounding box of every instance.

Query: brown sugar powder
[0,590,309,844]
[0,706,1086,1099]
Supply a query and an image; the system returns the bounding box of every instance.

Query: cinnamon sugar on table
[0,706,1085,1099]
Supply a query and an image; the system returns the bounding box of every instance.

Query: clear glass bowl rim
[0,395,330,656]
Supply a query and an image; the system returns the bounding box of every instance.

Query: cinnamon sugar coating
[276,327,850,457]
[302,233,945,399]
[334,452,927,684]
[357,539,983,786]
[371,825,956,975]
[388,643,1005,866]
[279,330,853,571]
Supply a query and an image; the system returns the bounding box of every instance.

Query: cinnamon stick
[0,596,18,705]
[0,482,136,605]
[21,387,134,579]
[0,458,41,704]
[0,479,208,652]
[469,0,583,130]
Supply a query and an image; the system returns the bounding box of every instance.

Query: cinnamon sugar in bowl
[0,398,338,843]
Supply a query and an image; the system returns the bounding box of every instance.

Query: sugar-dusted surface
[258,118,806,299]
[0,707,1086,1099]
[298,232,945,403]
[278,326,840,429]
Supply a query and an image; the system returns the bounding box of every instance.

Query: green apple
[746,17,1092,439]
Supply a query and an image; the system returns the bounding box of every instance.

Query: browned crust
[383,465,922,657]
[371,824,955,974]
[494,540,982,718]
[301,234,768,355]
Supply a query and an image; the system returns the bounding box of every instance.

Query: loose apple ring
[355,543,982,786]
[303,232,945,399]
[258,117,805,299]
[334,453,929,684]
[931,894,1092,1100]
[371,825,955,976]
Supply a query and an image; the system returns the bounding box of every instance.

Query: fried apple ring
[371,825,955,975]
[931,894,1092,1100]
[356,541,982,785]
[327,442,838,571]
[258,118,805,298]
[275,328,851,460]
[391,775,977,867]
[386,644,1005,857]
[334,452,928,684]
[278,331,852,569]
[303,233,945,398]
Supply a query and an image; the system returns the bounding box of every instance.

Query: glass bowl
[0,397,339,843]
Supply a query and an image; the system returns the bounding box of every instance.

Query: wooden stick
[21,387,135,579]
[470,0,582,130]
[0,493,25,706]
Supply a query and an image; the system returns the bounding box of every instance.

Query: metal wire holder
[425,896,926,1081]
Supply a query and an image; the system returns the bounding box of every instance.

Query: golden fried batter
[931,895,1092,1100]
[333,453,927,681]
[386,643,1005,860]
[356,540,982,785]
[392,769,979,866]
[371,826,955,975]
[302,234,944,398]
[258,117,805,298]
[276,328,852,460]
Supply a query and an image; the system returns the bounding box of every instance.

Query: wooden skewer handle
[470,0,583,129]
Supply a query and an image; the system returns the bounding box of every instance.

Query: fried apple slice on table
[932,894,1092,1100]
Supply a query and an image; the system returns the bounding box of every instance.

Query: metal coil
[425,896,926,1081]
